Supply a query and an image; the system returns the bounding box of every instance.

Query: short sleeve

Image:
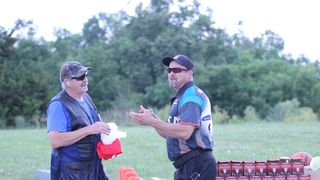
[47,100,70,132]
[179,102,202,126]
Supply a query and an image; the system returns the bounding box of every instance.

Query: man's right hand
[90,121,111,135]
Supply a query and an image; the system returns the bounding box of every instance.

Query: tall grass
[0,122,319,180]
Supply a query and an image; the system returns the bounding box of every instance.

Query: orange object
[119,167,127,180]
[119,167,134,180]
[291,151,313,166]
[124,171,137,180]
[118,167,140,180]
[118,167,125,180]
[128,176,140,180]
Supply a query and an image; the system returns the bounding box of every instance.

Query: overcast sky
[0,0,319,60]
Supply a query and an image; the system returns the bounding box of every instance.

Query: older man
[47,61,110,180]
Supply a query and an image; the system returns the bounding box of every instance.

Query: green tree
[0,20,53,127]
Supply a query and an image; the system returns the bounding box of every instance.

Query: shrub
[266,98,318,122]
[242,106,261,122]
[285,107,318,122]
[213,105,230,124]
[101,93,137,126]
[14,116,26,128]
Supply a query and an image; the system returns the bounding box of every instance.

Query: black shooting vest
[51,90,100,161]
[50,90,108,180]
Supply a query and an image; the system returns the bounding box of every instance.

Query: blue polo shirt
[46,98,95,162]
[166,82,213,161]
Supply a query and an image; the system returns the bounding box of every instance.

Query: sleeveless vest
[51,90,100,161]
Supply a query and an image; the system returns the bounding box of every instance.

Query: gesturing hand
[129,105,157,125]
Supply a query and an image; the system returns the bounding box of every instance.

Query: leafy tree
[78,43,121,110]
[82,16,107,46]
[252,30,284,60]
[1,0,320,128]
[0,23,53,126]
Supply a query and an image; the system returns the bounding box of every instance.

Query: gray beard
[169,81,176,88]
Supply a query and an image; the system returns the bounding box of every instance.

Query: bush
[101,93,137,126]
[14,116,26,128]
[242,106,261,122]
[213,105,230,124]
[285,107,318,122]
[266,98,318,122]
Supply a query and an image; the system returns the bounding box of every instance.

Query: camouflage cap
[59,61,91,83]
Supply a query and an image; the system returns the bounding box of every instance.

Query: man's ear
[65,80,71,87]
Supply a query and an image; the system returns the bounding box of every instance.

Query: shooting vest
[50,90,107,180]
[51,90,100,161]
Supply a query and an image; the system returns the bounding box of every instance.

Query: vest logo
[168,116,179,123]
[201,115,211,121]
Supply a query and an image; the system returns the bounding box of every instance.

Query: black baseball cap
[162,54,194,70]
[59,61,91,82]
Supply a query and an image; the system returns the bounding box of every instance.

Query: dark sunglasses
[71,72,87,81]
[167,68,188,74]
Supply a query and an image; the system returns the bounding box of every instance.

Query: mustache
[81,82,88,86]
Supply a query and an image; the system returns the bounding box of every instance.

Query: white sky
[0,0,319,61]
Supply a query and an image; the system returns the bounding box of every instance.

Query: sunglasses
[71,72,87,81]
[167,68,188,74]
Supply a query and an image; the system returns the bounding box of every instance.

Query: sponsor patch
[202,115,211,121]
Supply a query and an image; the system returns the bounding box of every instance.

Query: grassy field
[0,121,319,180]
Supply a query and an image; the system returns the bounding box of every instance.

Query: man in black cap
[129,54,216,179]
[47,60,111,180]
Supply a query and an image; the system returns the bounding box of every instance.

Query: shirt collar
[171,81,195,100]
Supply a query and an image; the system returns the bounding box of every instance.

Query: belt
[173,149,212,169]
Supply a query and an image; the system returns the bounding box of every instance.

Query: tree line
[0,0,319,127]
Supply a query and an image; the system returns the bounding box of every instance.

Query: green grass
[0,122,319,180]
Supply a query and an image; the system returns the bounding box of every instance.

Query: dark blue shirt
[166,82,214,161]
